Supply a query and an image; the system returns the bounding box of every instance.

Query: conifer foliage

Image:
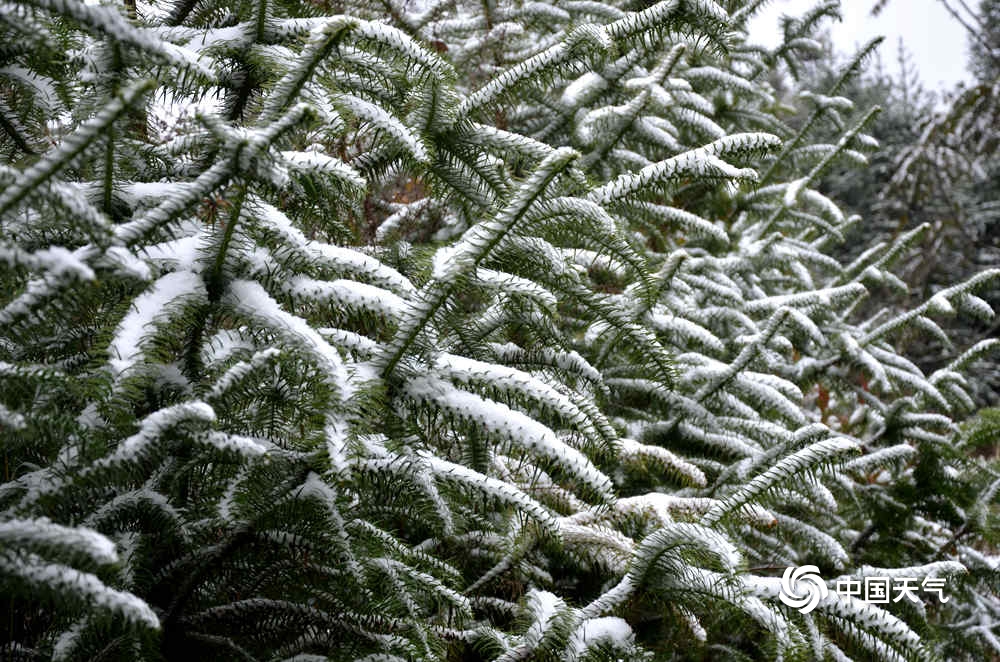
[1,0,998,660]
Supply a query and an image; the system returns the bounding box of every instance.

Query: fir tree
[1,0,998,660]
[807,2,1000,405]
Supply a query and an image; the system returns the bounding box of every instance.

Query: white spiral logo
[778,565,828,614]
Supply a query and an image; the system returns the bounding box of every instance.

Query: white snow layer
[108,271,207,379]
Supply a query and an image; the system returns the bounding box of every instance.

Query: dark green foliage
[1,0,999,661]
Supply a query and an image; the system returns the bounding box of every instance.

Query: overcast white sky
[748,0,972,90]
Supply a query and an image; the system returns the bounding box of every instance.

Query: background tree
[851,0,1000,404]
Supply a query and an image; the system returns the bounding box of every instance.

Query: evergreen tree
[817,1,1000,405]
[964,0,1000,82]
[1,0,998,661]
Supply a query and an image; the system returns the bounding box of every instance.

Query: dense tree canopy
[1,0,998,660]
